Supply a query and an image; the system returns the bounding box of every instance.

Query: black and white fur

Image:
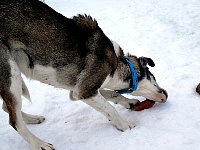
[0,0,167,149]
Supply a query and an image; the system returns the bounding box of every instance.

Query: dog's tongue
[132,99,155,111]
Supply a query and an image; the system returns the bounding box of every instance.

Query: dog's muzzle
[159,88,168,103]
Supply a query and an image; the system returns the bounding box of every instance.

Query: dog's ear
[139,57,155,67]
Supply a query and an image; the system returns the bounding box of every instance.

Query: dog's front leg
[99,89,139,109]
[82,93,135,131]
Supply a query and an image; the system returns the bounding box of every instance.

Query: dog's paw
[111,119,135,132]
[117,99,140,109]
[31,115,45,124]
[22,113,45,124]
[126,99,140,109]
[31,142,55,150]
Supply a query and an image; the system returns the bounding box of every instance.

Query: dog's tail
[69,91,79,101]
[22,78,31,102]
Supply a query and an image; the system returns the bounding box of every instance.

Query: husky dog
[0,0,168,149]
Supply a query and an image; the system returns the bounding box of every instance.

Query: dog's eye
[124,76,131,82]
[125,79,131,82]
[153,84,157,87]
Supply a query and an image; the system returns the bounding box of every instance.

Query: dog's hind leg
[22,112,45,124]
[0,51,54,149]
[2,101,45,124]
[1,92,54,150]
[21,78,46,124]
[3,77,45,124]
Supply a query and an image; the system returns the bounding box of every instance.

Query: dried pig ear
[133,99,155,111]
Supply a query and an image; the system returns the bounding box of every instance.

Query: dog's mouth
[150,97,167,103]
[151,90,168,103]
[160,89,168,103]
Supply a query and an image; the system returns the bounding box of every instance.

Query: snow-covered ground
[1,0,200,149]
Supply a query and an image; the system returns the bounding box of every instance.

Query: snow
[1,0,200,149]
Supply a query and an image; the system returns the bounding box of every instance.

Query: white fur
[9,59,54,150]
[9,59,23,101]
[31,64,74,90]
[22,112,45,124]
[101,69,166,102]
[112,40,121,57]
[131,76,165,102]
[82,92,135,131]
[99,89,139,109]
[101,71,129,90]
[32,65,58,85]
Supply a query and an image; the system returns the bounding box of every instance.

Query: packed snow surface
[0,0,200,149]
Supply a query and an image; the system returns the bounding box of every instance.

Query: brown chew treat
[133,99,155,111]
[196,83,200,94]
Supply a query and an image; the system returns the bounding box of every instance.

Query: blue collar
[115,57,138,94]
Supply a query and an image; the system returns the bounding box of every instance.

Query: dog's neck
[116,54,141,82]
[101,41,141,90]
[101,48,141,91]
[112,41,141,78]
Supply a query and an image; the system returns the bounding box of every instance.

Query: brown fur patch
[117,48,125,61]
[106,48,118,76]
[116,53,141,81]
[74,54,111,99]
[127,54,141,77]
[116,60,130,81]
[73,14,98,30]
[1,91,17,130]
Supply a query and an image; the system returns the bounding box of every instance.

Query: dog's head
[112,41,168,103]
[129,56,168,103]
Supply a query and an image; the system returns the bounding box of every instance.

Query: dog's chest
[31,64,77,90]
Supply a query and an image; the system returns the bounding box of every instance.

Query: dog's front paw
[31,142,55,150]
[111,119,135,132]
[24,115,45,124]
[127,99,140,109]
[117,99,140,109]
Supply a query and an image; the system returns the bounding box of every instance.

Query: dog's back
[0,0,118,98]
[0,1,119,149]
[0,0,97,65]
[0,0,117,85]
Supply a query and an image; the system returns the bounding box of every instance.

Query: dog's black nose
[159,89,168,99]
[159,89,168,103]
[162,89,168,99]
